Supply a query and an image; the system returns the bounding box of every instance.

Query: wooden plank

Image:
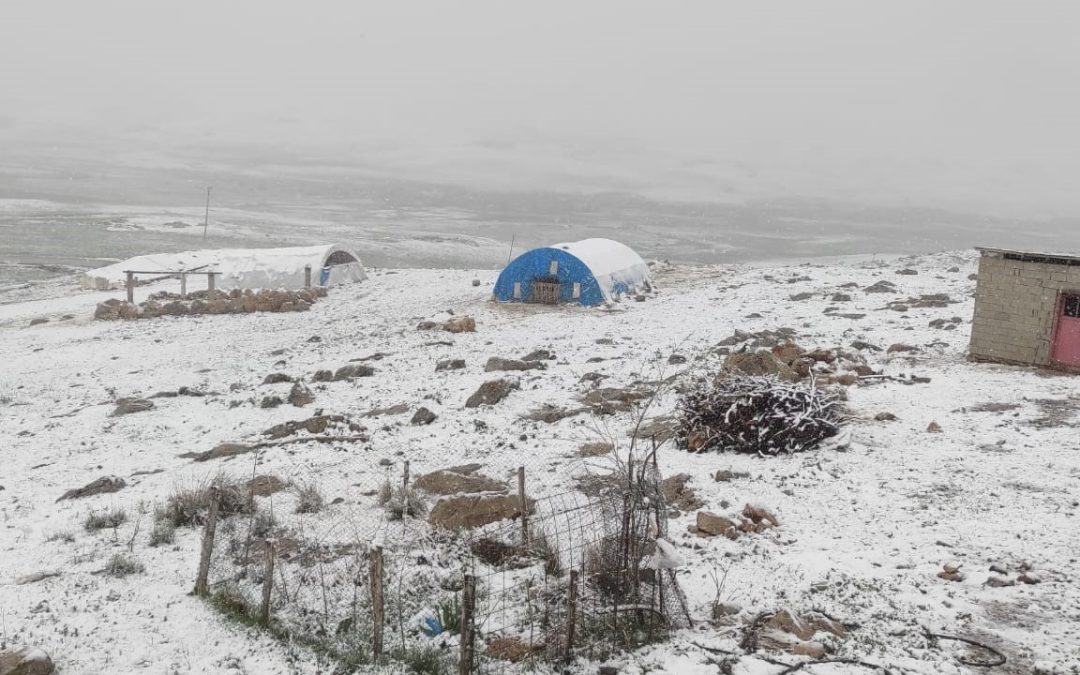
[193,486,220,596]
[369,545,385,659]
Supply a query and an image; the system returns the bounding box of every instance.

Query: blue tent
[493,238,651,306]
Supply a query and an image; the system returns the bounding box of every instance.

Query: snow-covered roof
[81,244,365,290]
[976,247,1080,267]
[550,238,647,278]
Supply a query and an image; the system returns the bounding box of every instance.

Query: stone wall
[969,252,1080,366]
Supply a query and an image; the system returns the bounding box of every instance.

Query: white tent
[81,244,366,291]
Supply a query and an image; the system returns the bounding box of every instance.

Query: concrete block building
[969,247,1080,370]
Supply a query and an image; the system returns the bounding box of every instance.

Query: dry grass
[84,507,128,532]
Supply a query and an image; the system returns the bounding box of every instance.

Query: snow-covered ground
[1,252,1078,674]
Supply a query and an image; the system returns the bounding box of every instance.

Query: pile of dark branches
[676,376,844,456]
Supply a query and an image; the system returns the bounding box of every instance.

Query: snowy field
[1,252,1078,674]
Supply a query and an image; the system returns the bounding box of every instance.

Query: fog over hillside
[1,0,1078,279]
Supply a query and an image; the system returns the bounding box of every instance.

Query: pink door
[1051,294,1080,368]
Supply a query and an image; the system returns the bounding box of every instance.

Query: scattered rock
[465,379,518,408]
[864,280,897,293]
[742,504,780,528]
[263,373,294,385]
[435,359,466,371]
[630,416,677,443]
[411,407,438,425]
[429,494,530,529]
[28,317,48,326]
[714,469,734,482]
[985,576,1015,588]
[57,476,126,501]
[874,412,899,422]
[696,511,739,539]
[720,351,797,381]
[111,398,154,416]
[789,292,814,301]
[0,648,55,675]
[886,343,918,354]
[938,562,965,582]
[521,349,555,362]
[312,369,334,382]
[522,404,584,423]
[188,442,254,462]
[471,278,481,287]
[288,382,314,407]
[667,353,687,365]
[361,404,410,418]
[926,421,943,433]
[260,395,284,409]
[333,364,376,380]
[661,474,704,511]
[247,474,287,497]
[486,636,542,663]
[578,441,614,458]
[415,469,507,495]
[830,293,852,302]
[896,268,918,276]
[1018,572,1042,585]
[850,340,882,352]
[443,316,476,333]
[263,414,364,439]
[582,387,648,414]
[485,357,545,372]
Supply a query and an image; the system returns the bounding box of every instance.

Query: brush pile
[676,376,844,455]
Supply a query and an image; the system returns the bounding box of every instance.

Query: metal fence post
[566,569,579,660]
[517,466,529,546]
[193,486,220,596]
[459,574,476,675]
[370,545,385,659]
[260,539,275,626]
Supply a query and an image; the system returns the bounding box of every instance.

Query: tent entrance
[531,278,562,305]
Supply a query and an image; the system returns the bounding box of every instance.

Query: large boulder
[411,407,438,425]
[429,494,531,530]
[436,359,467,372]
[696,511,739,539]
[0,648,54,675]
[465,379,518,408]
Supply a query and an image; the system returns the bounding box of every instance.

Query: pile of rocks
[94,287,328,321]
[721,339,876,387]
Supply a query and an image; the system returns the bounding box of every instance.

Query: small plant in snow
[160,475,250,528]
[84,507,128,532]
[104,553,145,577]
[380,483,427,520]
[149,507,177,547]
[45,530,76,544]
[292,481,325,514]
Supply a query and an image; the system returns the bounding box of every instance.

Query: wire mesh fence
[194,442,688,674]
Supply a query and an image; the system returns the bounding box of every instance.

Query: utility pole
[202,187,212,239]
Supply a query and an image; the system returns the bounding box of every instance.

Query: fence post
[459,574,476,675]
[260,539,275,626]
[208,272,216,293]
[180,272,187,298]
[369,545,385,660]
[403,460,410,494]
[517,466,529,546]
[304,264,312,289]
[125,271,134,304]
[566,569,579,660]
[193,486,220,596]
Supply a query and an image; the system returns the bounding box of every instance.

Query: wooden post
[517,466,529,546]
[459,574,476,675]
[259,539,275,626]
[566,569,579,660]
[125,271,134,304]
[369,545,385,660]
[207,272,216,293]
[403,460,410,493]
[304,264,312,289]
[193,486,220,596]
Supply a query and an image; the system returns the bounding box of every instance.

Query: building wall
[969,253,1080,366]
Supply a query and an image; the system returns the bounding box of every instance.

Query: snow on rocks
[2,252,1079,674]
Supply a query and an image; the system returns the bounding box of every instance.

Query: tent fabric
[80,244,366,291]
[493,238,651,306]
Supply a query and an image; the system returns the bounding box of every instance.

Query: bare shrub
[158,475,250,529]
[84,507,128,532]
[104,553,145,577]
[45,530,76,543]
[149,507,176,547]
[292,481,325,514]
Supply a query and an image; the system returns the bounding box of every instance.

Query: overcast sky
[2,1,1079,215]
